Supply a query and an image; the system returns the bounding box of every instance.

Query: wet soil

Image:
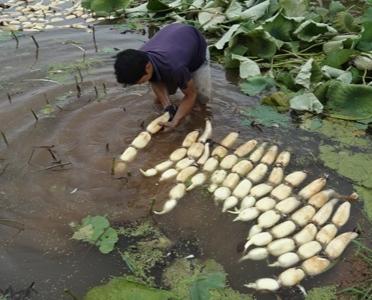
[0,23,371,300]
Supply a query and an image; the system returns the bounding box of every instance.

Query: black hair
[114,49,150,84]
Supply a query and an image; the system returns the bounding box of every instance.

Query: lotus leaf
[290,92,324,113]
[279,0,309,17]
[231,54,261,79]
[294,20,337,42]
[357,8,372,51]
[240,0,270,21]
[198,7,226,30]
[240,76,276,96]
[214,24,240,50]
[225,0,243,20]
[263,13,297,42]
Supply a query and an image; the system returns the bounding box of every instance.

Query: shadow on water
[0,25,369,299]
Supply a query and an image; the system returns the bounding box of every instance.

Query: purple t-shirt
[140,23,207,94]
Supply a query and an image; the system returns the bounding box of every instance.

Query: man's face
[136,62,153,84]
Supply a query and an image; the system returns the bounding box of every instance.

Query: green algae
[305,285,337,300]
[84,277,176,300]
[319,144,372,220]
[302,117,370,148]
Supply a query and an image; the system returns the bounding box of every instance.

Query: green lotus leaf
[325,81,372,121]
[263,13,297,41]
[261,91,290,112]
[294,20,337,42]
[225,0,243,20]
[214,24,240,50]
[328,1,345,17]
[334,11,360,33]
[231,54,261,79]
[191,0,204,9]
[295,58,321,89]
[290,92,324,113]
[353,55,372,71]
[98,227,119,254]
[279,0,309,17]
[240,0,270,21]
[323,40,344,54]
[224,44,247,68]
[83,0,132,13]
[232,28,277,58]
[322,65,352,83]
[239,76,276,96]
[356,7,372,51]
[190,272,226,300]
[198,7,226,30]
[125,2,148,16]
[147,0,170,11]
[322,49,355,68]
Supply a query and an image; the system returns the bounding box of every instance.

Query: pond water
[0,24,368,299]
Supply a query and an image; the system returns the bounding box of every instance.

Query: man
[114,23,211,129]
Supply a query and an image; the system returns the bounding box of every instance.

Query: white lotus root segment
[240,196,256,210]
[316,224,338,245]
[214,186,231,203]
[231,160,254,176]
[234,139,257,157]
[270,220,297,239]
[301,256,331,276]
[270,183,293,201]
[203,157,219,172]
[244,232,273,250]
[275,151,291,167]
[308,189,335,208]
[208,170,227,192]
[222,196,239,212]
[278,268,305,287]
[169,183,186,200]
[146,112,170,134]
[311,199,339,226]
[293,224,318,245]
[267,167,284,186]
[275,197,301,214]
[250,184,273,198]
[298,177,327,199]
[233,207,260,222]
[140,168,157,177]
[155,160,174,172]
[169,148,187,161]
[267,238,296,256]
[187,142,205,159]
[222,173,240,190]
[331,202,351,227]
[247,224,263,239]
[257,210,281,228]
[175,157,195,170]
[297,241,322,259]
[211,132,239,158]
[198,119,213,143]
[261,145,279,165]
[153,199,177,215]
[255,197,276,212]
[244,278,280,291]
[120,146,137,162]
[240,247,268,262]
[284,171,307,187]
[211,145,229,158]
[290,205,316,227]
[232,179,252,198]
[159,168,178,182]
[269,252,300,268]
[220,132,239,148]
[182,130,200,147]
[131,131,152,149]
[186,173,207,191]
[249,142,268,163]
[219,154,239,170]
[176,166,198,182]
[325,232,358,259]
[197,143,210,165]
[247,163,268,183]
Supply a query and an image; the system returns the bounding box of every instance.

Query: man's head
[114,49,153,85]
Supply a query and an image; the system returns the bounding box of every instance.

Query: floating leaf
[242,105,291,127]
[198,7,226,30]
[322,49,355,68]
[290,92,324,113]
[279,0,309,17]
[98,227,119,254]
[84,277,175,300]
[190,272,226,300]
[239,76,276,96]
[240,0,270,21]
[294,20,337,42]
[261,91,290,111]
[231,54,261,79]
[325,81,372,121]
[214,24,240,50]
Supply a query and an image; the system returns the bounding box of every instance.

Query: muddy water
[0,26,366,299]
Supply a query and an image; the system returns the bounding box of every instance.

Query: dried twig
[47,148,58,161]
[30,109,39,121]
[1,131,9,146]
[105,143,109,152]
[7,93,12,104]
[76,67,83,82]
[11,31,19,49]
[102,82,107,94]
[31,35,39,61]
[92,25,98,52]
[42,162,71,171]
[0,163,9,176]
[94,86,99,98]
[75,76,81,98]
[110,157,116,175]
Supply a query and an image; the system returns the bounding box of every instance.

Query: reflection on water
[0,25,365,299]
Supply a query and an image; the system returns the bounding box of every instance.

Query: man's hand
[159,120,179,132]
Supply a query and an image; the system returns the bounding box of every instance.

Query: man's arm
[151,82,171,108]
[163,79,197,128]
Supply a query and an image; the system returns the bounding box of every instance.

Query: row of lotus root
[0,0,104,32]
[117,115,358,292]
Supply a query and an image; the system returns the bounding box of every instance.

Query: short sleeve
[174,66,192,90]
